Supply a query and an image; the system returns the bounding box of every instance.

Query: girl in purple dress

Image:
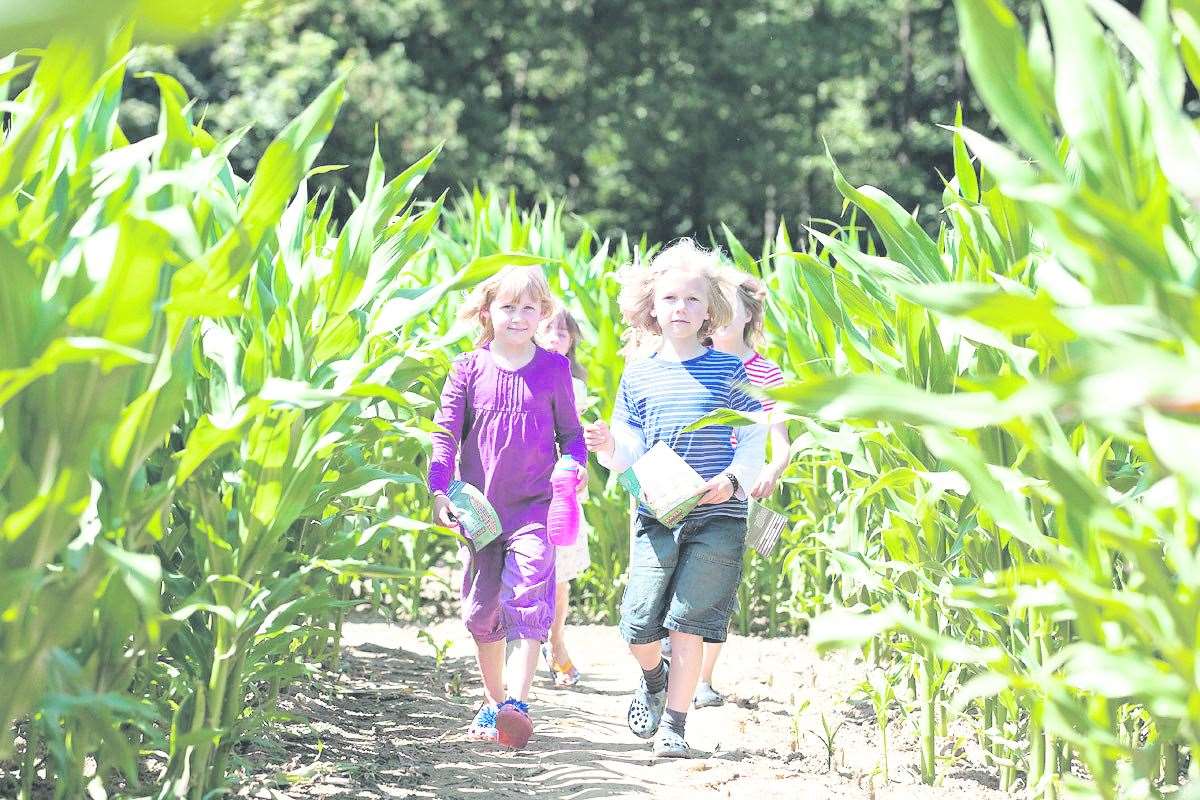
[428,266,586,749]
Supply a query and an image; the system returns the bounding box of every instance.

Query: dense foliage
[0,17,471,798]
[3,0,1200,799]
[122,0,989,244]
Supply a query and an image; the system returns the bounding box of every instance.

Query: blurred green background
[120,0,997,243]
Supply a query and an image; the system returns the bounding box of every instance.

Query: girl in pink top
[690,269,789,708]
[535,306,592,688]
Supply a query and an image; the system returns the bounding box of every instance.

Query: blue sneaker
[467,703,498,742]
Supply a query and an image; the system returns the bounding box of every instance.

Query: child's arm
[750,365,791,498]
[590,370,647,473]
[724,362,767,500]
[725,421,766,501]
[428,353,470,497]
[751,420,791,499]
[592,419,647,474]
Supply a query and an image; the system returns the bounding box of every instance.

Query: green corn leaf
[953,0,1060,166]
[922,427,1050,553]
[952,104,980,203]
[829,156,948,284]
[1144,409,1200,489]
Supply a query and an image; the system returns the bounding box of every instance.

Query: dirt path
[235,615,1010,799]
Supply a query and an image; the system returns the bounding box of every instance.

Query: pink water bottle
[548,455,584,546]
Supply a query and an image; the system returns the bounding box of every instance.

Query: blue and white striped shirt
[613,348,763,521]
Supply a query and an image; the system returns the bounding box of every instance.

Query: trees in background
[124,0,991,243]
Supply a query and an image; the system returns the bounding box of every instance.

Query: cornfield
[0,14,477,799]
[2,0,1200,798]
[771,1,1200,796]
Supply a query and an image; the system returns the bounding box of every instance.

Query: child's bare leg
[664,630,703,712]
[629,639,663,670]
[505,637,541,702]
[476,639,505,706]
[549,581,571,662]
[700,641,723,684]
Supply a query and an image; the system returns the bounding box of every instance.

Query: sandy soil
[231,615,1011,800]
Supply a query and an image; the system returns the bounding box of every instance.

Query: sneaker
[495,698,533,749]
[467,703,499,742]
[653,726,691,758]
[660,636,672,660]
[627,661,669,739]
[693,682,725,709]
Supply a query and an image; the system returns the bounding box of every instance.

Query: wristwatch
[723,471,741,495]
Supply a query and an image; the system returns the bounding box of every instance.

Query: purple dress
[428,344,586,642]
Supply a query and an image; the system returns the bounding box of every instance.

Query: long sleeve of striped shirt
[604,348,764,521]
[725,416,765,500]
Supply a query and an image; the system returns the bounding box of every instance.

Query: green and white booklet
[617,441,790,554]
[446,479,503,551]
[617,441,707,528]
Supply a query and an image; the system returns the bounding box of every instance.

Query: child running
[534,306,592,687]
[583,239,766,757]
[428,266,586,750]
[689,268,790,708]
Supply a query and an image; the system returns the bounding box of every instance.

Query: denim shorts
[619,513,747,645]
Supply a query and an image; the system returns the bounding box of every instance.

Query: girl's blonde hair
[714,268,768,348]
[541,305,587,381]
[618,238,733,343]
[460,265,555,345]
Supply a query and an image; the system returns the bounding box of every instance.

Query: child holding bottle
[429,267,586,749]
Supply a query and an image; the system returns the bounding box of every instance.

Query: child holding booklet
[688,268,790,708]
[583,239,765,757]
[428,266,586,749]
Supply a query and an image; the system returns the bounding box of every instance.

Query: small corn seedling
[811,712,845,774]
[788,693,811,754]
[418,631,454,671]
[860,668,896,782]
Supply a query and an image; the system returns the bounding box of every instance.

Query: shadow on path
[232,619,1014,800]
[236,636,653,799]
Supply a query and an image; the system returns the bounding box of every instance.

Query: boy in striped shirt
[584,240,765,757]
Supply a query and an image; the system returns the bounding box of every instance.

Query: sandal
[654,726,691,758]
[541,643,580,688]
[627,661,669,739]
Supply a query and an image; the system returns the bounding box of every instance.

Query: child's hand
[750,465,785,499]
[697,473,735,505]
[433,493,461,528]
[583,420,614,455]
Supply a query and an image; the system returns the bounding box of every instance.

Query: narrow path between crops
[235,615,1010,800]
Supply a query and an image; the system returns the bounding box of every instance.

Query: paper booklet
[617,441,707,528]
[745,500,788,557]
[618,442,790,553]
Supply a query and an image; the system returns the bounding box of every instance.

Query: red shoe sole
[495,708,533,749]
